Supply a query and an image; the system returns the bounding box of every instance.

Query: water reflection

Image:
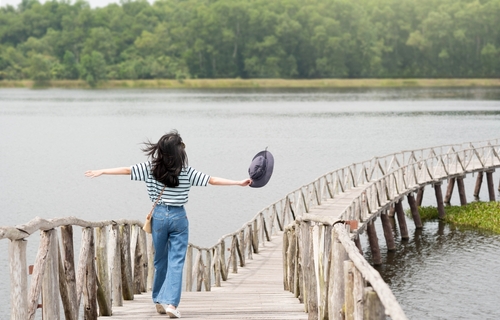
[367,220,500,319]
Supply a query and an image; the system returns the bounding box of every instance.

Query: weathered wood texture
[284,222,407,320]
[98,234,307,320]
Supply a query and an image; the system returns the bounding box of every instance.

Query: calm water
[1,87,500,319]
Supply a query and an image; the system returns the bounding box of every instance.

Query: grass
[410,202,500,234]
[1,78,500,89]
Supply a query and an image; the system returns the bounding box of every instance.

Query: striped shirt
[130,162,210,206]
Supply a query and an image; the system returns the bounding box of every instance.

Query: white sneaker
[155,304,166,314]
[165,306,181,318]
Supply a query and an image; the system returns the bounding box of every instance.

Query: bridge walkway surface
[100,233,308,320]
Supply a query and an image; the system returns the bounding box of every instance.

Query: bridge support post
[474,171,484,200]
[486,170,496,201]
[380,211,396,251]
[416,187,425,207]
[444,177,455,205]
[407,193,423,229]
[366,220,382,265]
[354,237,363,255]
[434,182,446,219]
[457,176,467,206]
[395,200,409,240]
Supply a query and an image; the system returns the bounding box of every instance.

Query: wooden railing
[1,217,151,320]
[280,140,499,320]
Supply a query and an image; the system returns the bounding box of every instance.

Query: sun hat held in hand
[248,148,274,188]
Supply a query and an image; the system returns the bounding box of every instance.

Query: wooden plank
[99,234,307,320]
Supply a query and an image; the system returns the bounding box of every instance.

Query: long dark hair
[142,130,188,187]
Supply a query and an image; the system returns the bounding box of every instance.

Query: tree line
[0,0,499,85]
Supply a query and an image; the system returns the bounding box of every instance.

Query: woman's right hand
[85,170,104,178]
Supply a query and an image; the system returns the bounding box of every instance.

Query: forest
[0,0,499,85]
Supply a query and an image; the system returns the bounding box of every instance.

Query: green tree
[80,51,107,87]
[62,50,79,79]
[28,53,52,84]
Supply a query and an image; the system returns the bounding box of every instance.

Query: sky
[0,0,154,8]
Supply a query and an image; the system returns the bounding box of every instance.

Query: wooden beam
[394,200,409,240]
[407,193,423,229]
[486,170,496,201]
[457,176,467,206]
[380,212,396,251]
[444,177,455,205]
[416,187,425,207]
[366,221,382,265]
[434,182,446,219]
[473,171,484,199]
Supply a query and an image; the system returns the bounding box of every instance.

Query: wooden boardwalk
[101,233,308,320]
[3,140,498,320]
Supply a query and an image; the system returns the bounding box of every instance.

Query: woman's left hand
[239,179,252,186]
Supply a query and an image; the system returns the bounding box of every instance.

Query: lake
[1,87,499,319]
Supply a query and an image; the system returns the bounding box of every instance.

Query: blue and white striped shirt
[130,162,210,206]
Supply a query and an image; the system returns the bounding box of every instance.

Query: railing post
[83,228,98,320]
[108,224,123,306]
[329,227,348,320]
[138,229,148,292]
[59,225,77,320]
[185,245,193,291]
[204,250,212,291]
[363,287,385,320]
[120,224,134,300]
[9,239,28,320]
[95,226,112,316]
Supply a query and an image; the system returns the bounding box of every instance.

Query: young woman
[85,130,251,318]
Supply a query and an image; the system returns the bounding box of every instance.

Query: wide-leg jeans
[151,204,188,307]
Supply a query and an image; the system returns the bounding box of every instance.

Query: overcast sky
[0,0,154,8]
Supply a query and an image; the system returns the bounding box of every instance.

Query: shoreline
[1,78,500,89]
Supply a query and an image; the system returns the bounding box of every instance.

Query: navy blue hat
[248,149,274,188]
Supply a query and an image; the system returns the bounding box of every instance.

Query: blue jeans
[151,204,188,307]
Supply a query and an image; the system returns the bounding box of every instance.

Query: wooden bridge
[1,139,499,320]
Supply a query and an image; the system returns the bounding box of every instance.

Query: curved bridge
[281,138,500,319]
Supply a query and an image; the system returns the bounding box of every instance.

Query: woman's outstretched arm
[85,167,131,178]
[209,177,252,186]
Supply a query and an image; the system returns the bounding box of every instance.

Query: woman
[85,130,251,318]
